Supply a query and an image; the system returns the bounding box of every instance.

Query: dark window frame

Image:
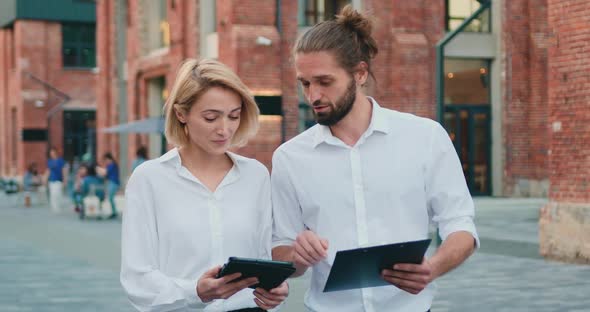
[62,22,96,69]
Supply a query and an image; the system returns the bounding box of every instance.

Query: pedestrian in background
[45,147,67,213]
[23,162,41,207]
[97,152,120,219]
[131,145,148,172]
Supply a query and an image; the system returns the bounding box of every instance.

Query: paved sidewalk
[1,195,589,311]
[433,198,590,311]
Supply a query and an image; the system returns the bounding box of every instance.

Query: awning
[101,117,165,134]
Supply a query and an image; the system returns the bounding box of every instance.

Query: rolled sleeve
[271,149,304,249]
[426,123,480,248]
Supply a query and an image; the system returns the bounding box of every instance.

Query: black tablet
[216,257,296,290]
[323,238,432,292]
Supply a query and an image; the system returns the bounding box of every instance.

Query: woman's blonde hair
[164,58,259,148]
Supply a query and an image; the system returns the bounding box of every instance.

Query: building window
[63,110,96,162]
[446,0,490,32]
[299,0,351,26]
[255,96,282,116]
[299,102,316,131]
[147,77,167,157]
[444,58,490,105]
[142,0,169,53]
[62,23,96,68]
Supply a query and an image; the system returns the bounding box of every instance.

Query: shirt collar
[159,148,181,167]
[159,147,242,186]
[312,97,391,148]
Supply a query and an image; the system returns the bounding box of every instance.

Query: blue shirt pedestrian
[106,162,120,185]
[47,157,66,182]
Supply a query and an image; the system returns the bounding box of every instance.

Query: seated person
[23,162,42,192]
[80,163,105,212]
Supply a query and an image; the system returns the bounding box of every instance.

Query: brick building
[0,0,583,262]
[0,0,584,207]
[97,0,507,195]
[0,0,97,177]
[96,0,295,179]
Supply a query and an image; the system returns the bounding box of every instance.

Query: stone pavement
[0,194,589,311]
[433,198,590,312]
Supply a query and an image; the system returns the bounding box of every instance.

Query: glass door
[444,105,491,195]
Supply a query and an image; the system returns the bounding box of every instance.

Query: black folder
[217,257,296,290]
[323,238,432,292]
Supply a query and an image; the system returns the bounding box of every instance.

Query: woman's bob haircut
[164,58,259,148]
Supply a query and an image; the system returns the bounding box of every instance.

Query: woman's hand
[196,266,258,302]
[253,281,289,310]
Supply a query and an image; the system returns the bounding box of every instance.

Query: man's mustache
[312,100,332,107]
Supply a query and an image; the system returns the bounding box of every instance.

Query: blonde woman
[121,58,288,312]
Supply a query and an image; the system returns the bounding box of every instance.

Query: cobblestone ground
[0,194,588,311]
[0,238,132,312]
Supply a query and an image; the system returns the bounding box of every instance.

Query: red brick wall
[363,0,444,118]
[232,25,281,94]
[528,0,550,183]
[231,0,276,26]
[234,116,282,170]
[547,0,590,202]
[0,30,11,176]
[501,0,550,196]
[217,0,282,95]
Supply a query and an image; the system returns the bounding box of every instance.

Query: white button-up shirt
[121,148,273,311]
[271,98,479,312]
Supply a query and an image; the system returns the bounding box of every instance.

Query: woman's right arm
[121,170,209,311]
[120,169,257,312]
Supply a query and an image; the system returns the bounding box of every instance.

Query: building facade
[0,0,97,177]
[98,0,521,196]
[0,0,585,262]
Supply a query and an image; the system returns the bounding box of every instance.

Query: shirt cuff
[271,239,295,249]
[438,216,480,248]
[172,278,209,309]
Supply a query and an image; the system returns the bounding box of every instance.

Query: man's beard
[313,78,356,126]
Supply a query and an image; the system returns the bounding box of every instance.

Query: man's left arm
[383,122,479,294]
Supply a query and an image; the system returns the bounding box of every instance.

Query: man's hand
[196,266,258,302]
[293,230,329,268]
[253,281,289,310]
[381,257,437,295]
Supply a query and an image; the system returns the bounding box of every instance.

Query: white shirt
[271,98,479,312]
[121,148,273,312]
